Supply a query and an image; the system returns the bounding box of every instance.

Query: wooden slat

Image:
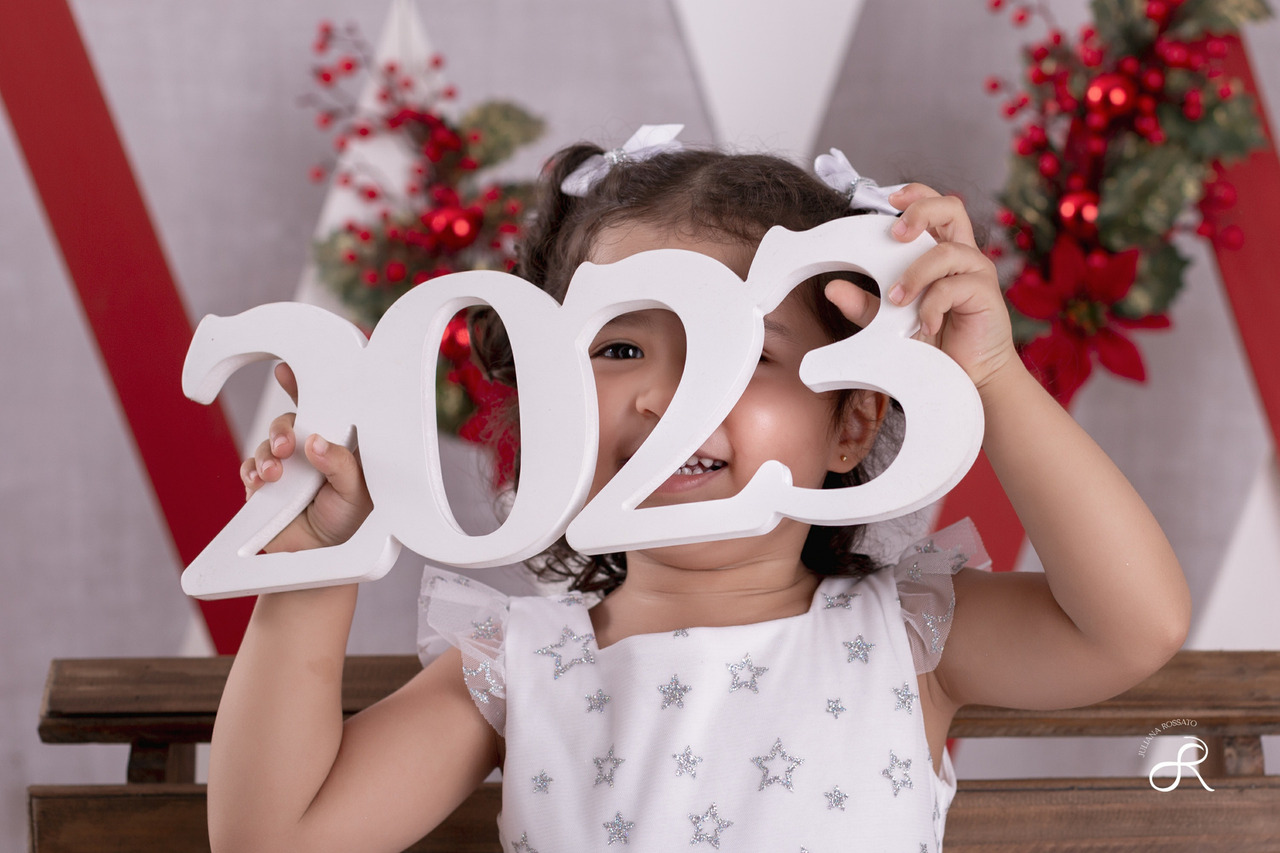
[31,778,1280,853]
[944,776,1280,852]
[38,656,422,744]
[38,651,1280,745]
[950,651,1280,737]
[28,783,503,853]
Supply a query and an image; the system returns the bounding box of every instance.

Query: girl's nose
[634,369,680,419]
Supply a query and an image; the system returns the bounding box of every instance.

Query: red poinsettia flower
[1006,235,1168,405]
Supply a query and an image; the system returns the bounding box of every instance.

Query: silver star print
[531,771,552,794]
[451,575,473,586]
[673,746,704,778]
[602,811,634,845]
[585,689,611,713]
[471,616,499,641]
[673,628,690,637]
[921,597,955,654]
[826,698,847,719]
[882,750,913,796]
[689,803,733,848]
[593,745,625,787]
[823,590,859,609]
[559,593,583,606]
[511,832,539,853]
[892,681,919,714]
[907,560,923,582]
[824,785,849,811]
[534,625,596,679]
[751,737,804,791]
[461,659,500,705]
[726,654,768,694]
[844,634,875,663]
[658,674,693,709]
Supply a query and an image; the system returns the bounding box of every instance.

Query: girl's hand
[240,363,373,552]
[825,183,1020,393]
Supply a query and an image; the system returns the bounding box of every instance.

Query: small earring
[840,454,848,463]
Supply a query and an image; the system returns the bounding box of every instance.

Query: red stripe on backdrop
[1210,35,1280,453]
[0,0,253,651]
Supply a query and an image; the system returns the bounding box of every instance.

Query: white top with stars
[419,519,989,853]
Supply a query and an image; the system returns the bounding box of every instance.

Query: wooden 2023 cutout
[180,216,984,599]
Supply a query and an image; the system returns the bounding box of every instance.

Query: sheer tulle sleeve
[418,569,509,736]
[892,518,992,675]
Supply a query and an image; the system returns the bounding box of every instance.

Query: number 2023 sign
[180,215,984,599]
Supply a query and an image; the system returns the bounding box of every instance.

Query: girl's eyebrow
[763,317,798,343]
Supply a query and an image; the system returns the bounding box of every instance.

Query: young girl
[213,132,1191,853]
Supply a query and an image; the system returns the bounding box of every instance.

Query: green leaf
[1166,93,1269,163]
[1097,136,1208,249]
[1115,242,1188,317]
[460,101,545,167]
[1090,0,1157,54]
[1169,0,1272,40]
[998,155,1057,255]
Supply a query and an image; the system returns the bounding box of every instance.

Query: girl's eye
[594,343,644,360]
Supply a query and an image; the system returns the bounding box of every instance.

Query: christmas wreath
[304,20,542,455]
[986,0,1272,404]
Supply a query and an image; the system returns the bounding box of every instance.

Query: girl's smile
[584,222,871,526]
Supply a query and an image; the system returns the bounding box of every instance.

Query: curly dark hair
[470,141,902,595]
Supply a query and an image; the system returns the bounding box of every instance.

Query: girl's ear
[830,391,890,473]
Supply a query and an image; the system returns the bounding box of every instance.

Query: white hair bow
[560,124,685,197]
[813,148,906,215]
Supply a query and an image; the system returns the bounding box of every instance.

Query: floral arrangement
[985,0,1271,404]
[304,20,542,446]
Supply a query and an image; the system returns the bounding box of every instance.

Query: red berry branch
[986,0,1270,405]
[305,19,542,458]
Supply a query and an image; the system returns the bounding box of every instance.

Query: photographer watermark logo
[1138,719,1215,792]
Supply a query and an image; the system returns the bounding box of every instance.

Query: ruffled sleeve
[417,569,509,736]
[893,518,992,675]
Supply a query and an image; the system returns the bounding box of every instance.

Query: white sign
[180,216,983,599]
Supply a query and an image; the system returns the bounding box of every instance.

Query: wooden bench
[29,651,1280,852]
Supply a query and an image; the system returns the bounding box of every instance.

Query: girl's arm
[828,187,1191,713]
[208,367,499,853]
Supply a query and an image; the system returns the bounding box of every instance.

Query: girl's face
[584,222,873,519]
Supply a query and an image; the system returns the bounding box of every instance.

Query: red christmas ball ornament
[1085,135,1108,157]
[338,56,357,74]
[1015,135,1036,156]
[361,269,380,286]
[385,261,407,283]
[1218,82,1235,100]
[1195,221,1216,239]
[1146,0,1170,24]
[1137,94,1157,115]
[316,67,335,86]
[1207,37,1229,59]
[1218,224,1244,250]
[1015,231,1034,250]
[1011,6,1031,26]
[1141,67,1165,91]
[1204,180,1238,210]
[1038,152,1061,177]
[1058,190,1100,238]
[1183,88,1204,120]
[997,208,1017,227]
[1084,73,1138,118]
[1119,56,1140,76]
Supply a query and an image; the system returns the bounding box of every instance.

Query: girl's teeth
[675,456,725,475]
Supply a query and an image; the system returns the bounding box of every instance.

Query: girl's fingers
[240,457,262,495]
[824,279,881,329]
[890,189,976,248]
[274,362,299,406]
[914,272,991,337]
[268,412,297,460]
[254,438,283,482]
[304,434,371,509]
[887,241,993,308]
